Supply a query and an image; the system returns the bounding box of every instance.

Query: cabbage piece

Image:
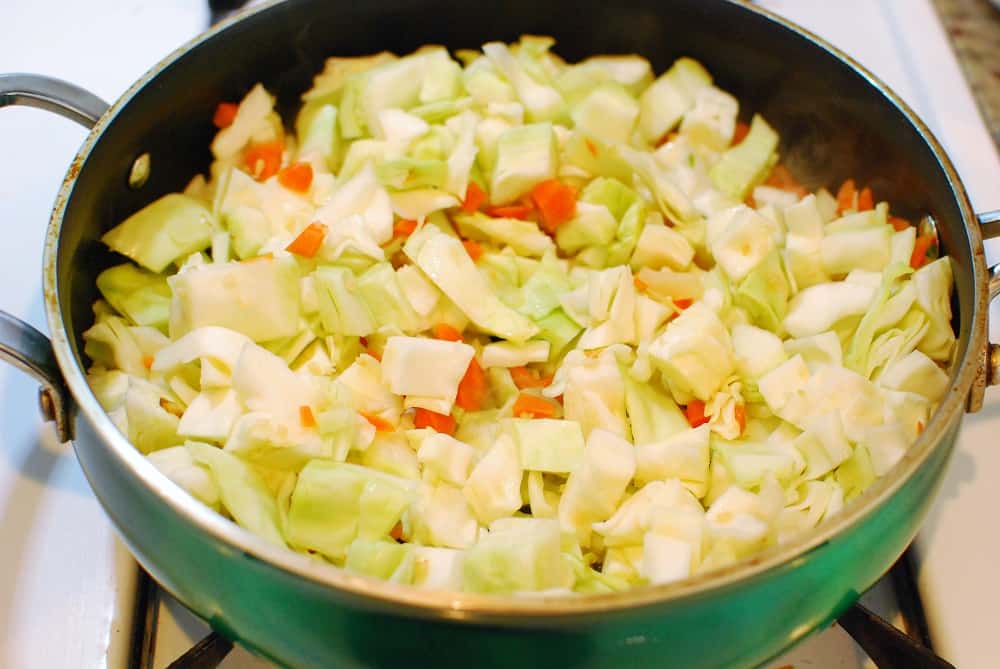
[641,532,694,585]
[445,110,480,197]
[168,256,300,342]
[514,252,573,321]
[295,102,340,171]
[462,518,568,594]
[231,341,318,423]
[578,266,637,349]
[783,331,842,372]
[125,377,183,454]
[102,194,214,273]
[224,412,334,471]
[502,417,586,474]
[559,429,635,544]
[147,445,220,509]
[821,224,892,275]
[211,84,278,159]
[151,326,251,380]
[286,461,414,560]
[802,364,885,443]
[489,122,558,204]
[712,438,803,489]
[463,434,523,524]
[481,341,550,368]
[891,226,917,266]
[571,82,639,145]
[624,374,688,445]
[731,324,786,380]
[912,257,956,361]
[709,115,779,201]
[408,483,480,549]
[338,354,403,423]
[533,309,584,360]
[482,42,564,123]
[186,441,284,546]
[454,212,555,257]
[313,268,377,338]
[638,57,712,143]
[634,294,672,343]
[526,471,559,519]
[83,316,146,376]
[556,202,618,254]
[836,443,877,499]
[777,479,844,541]
[708,205,776,283]
[345,538,414,584]
[594,479,703,547]
[635,425,711,495]
[177,389,243,442]
[88,368,131,412]
[303,52,396,105]
[793,412,853,480]
[631,217,695,271]
[356,263,422,334]
[403,226,539,342]
[360,432,420,479]
[783,279,877,338]
[704,484,777,551]
[316,163,393,249]
[879,350,949,401]
[416,432,477,486]
[580,55,653,96]
[377,158,449,191]
[843,262,916,375]
[679,85,738,151]
[96,264,171,331]
[396,264,442,318]
[412,545,464,590]
[757,354,811,425]
[648,303,734,402]
[863,423,910,476]
[733,251,790,332]
[546,348,627,437]
[381,336,475,413]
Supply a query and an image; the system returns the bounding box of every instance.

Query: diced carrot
[393,218,419,239]
[365,347,382,362]
[531,179,577,234]
[456,358,488,411]
[362,411,395,432]
[734,404,746,434]
[212,102,239,129]
[764,164,808,198]
[244,140,284,181]
[142,355,154,370]
[299,405,317,428]
[433,323,463,342]
[732,120,751,146]
[390,522,404,541]
[836,178,857,213]
[917,421,925,434]
[686,400,709,428]
[159,397,184,418]
[277,161,314,193]
[910,234,935,269]
[889,216,912,231]
[413,408,457,436]
[510,366,552,390]
[512,393,558,419]
[485,204,533,220]
[462,239,484,261]
[359,337,368,348]
[674,298,693,310]
[286,222,327,258]
[462,182,487,213]
[857,186,874,212]
[585,138,598,157]
[633,276,648,292]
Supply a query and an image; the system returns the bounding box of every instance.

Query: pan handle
[0,73,110,441]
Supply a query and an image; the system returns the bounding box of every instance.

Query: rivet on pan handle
[0,73,110,441]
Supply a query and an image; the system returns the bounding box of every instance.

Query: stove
[2,1,998,667]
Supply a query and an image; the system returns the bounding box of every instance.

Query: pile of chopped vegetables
[85,37,955,595]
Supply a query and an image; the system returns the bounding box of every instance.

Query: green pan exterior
[72,411,960,669]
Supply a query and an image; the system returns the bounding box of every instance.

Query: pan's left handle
[0,73,110,442]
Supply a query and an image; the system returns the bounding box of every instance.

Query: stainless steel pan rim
[35,0,991,621]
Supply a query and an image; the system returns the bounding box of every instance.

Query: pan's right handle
[0,73,110,442]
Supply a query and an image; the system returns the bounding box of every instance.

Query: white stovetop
[2,1,999,668]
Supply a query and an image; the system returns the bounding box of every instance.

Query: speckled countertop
[933,0,1000,143]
